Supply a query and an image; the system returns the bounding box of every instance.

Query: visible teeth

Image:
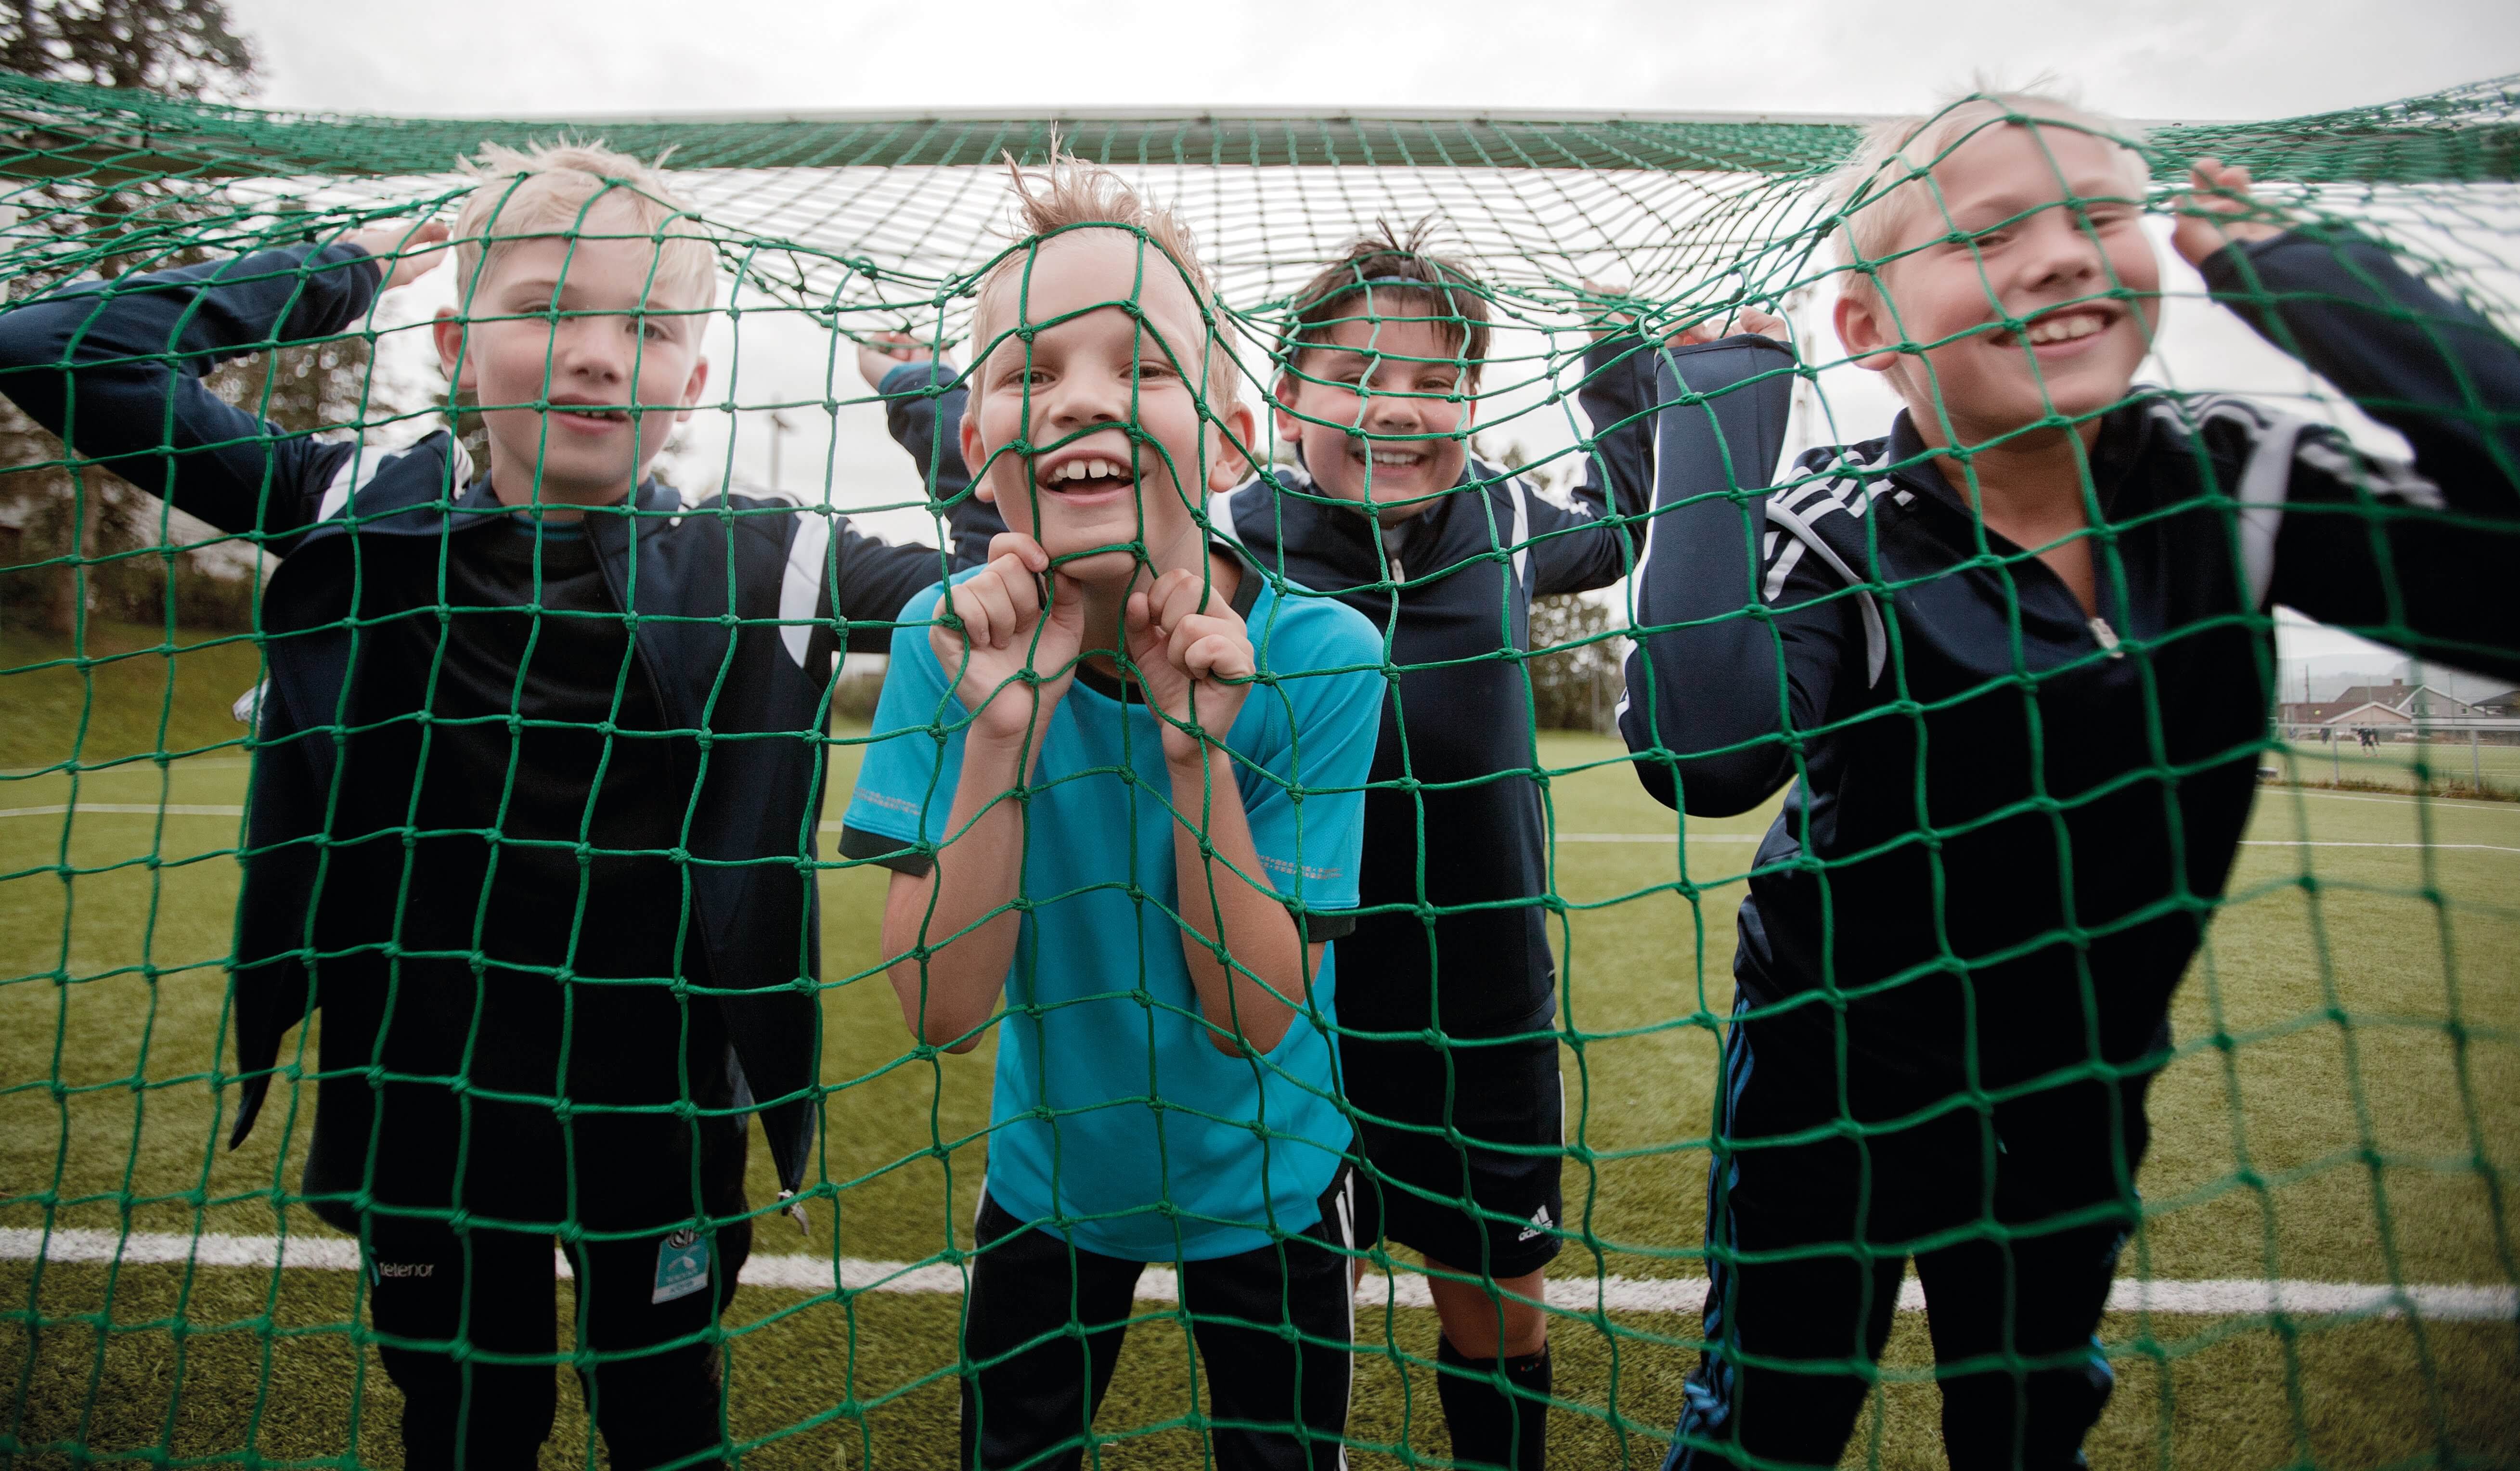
[1049,458,1129,485]
[1369,451,1422,465]
[2025,313,2104,345]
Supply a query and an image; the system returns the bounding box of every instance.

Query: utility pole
[767,409,798,493]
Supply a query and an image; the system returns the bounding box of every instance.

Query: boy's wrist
[1163,740,1230,780]
[964,724,1049,769]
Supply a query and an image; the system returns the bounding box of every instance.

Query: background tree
[1486,441,1627,733]
[0,4,394,636]
[1,0,255,99]
[1525,592,1625,733]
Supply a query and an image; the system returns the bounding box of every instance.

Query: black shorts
[1343,1027,1564,1280]
[959,1167,1358,1470]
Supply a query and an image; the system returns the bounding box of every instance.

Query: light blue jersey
[840,551,1384,1261]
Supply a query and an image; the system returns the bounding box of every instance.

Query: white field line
[1555,833,1758,843]
[2285,789,2520,815]
[5,1229,2510,1323]
[1546,833,2520,854]
[2235,841,2520,853]
[0,760,254,777]
[0,803,245,818]
[7,811,2512,857]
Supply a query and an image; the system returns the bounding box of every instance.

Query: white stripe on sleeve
[779,511,834,670]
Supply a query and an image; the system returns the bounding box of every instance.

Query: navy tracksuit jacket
[1621,227,2520,1088]
[1618,229,2520,1468]
[0,239,987,1227]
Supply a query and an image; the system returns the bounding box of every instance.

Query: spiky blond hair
[969,151,1238,406]
[1827,85,2148,298]
[449,140,718,310]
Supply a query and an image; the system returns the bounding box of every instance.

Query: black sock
[1434,1336,1551,1470]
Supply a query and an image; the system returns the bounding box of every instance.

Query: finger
[993,553,1046,633]
[2190,159,2250,206]
[1146,569,1190,633]
[1138,568,1189,635]
[1581,279,1640,341]
[1740,309,1789,341]
[985,531,1050,573]
[969,568,1028,649]
[967,568,1025,650]
[1167,613,1213,671]
[1168,612,1239,668]
[1046,571,1087,628]
[1124,589,1163,660]
[942,582,999,652]
[1180,630,1255,683]
[1156,567,1223,631]
[930,602,976,660]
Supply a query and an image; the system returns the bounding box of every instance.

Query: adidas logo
[1516,1203,1553,1243]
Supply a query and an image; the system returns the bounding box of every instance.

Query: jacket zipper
[2088,616,2124,658]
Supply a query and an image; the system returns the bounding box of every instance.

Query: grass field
[2,622,2517,1469]
[2271,736,2520,801]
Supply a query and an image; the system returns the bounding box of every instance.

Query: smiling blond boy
[837,156,1383,1470]
[0,142,974,1467]
[874,227,1666,1468]
[1612,91,2520,1469]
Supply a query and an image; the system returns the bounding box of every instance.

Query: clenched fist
[933,531,1084,747]
[1125,562,1257,766]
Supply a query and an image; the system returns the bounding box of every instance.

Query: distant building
[2476,688,2520,716]
[2283,678,2484,725]
[2325,701,2414,728]
[2399,685,2486,719]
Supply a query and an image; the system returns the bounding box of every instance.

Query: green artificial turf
[3,625,2516,1468]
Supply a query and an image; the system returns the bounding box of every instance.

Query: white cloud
[232,0,2520,120]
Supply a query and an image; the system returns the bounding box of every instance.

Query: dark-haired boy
[1224,230,1659,1470]
[1617,92,2520,1470]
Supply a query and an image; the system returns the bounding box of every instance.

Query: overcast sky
[229,0,2520,122]
[225,0,2520,678]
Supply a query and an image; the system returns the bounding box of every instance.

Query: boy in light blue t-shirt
[837,156,1383,1470]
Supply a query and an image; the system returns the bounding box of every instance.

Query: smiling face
[1835,120,2158,450]
[960,228,1254,585]
[1273,303,1476,522]
[433,213,711,512]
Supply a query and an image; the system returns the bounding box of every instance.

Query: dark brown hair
[1275,219,1490,388]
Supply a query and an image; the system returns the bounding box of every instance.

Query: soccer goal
[0,71,2514,1469]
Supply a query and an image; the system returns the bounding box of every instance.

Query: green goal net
[1,71,2516,1470]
